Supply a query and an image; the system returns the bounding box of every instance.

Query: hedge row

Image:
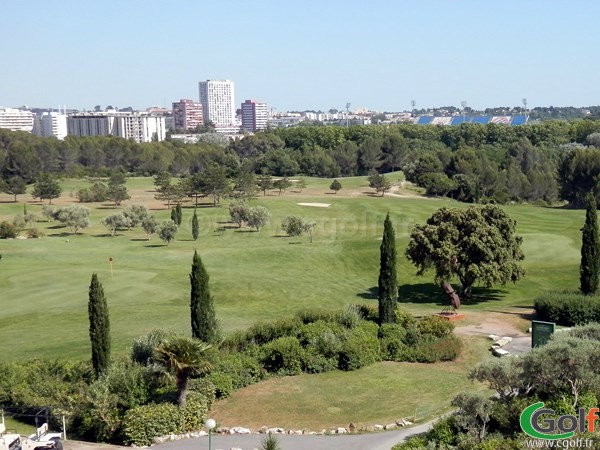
[221,307,461,379]
[534,290,600,326]
[122,392,210,446]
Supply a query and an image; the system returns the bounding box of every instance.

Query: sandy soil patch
[297,202,331,208]
[455,310,532,338]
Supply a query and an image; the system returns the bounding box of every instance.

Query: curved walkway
[156,420,434,450]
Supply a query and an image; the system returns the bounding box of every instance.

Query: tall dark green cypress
[580,192,600,294]
[192,209,199,241]
[378,213,398,325]
[190,251,217,343]
[88,273,111,377]
[176,203,183,226]
[170,207,177,223]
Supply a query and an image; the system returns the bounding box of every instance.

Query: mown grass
[210,336,492,429]
[0,174,583,360]
[0,173,585,429]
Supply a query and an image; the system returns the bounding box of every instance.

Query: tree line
[4,120,600,205]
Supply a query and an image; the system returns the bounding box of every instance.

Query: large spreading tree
[580,192,600,294]
[190,251,218,343]
[88,273,111,377]
[405,205,525,297]
[378,213,397,325]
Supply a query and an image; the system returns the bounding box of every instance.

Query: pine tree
[176,203,183,226]
[580,192,600,294]
[378,213,397,325]
[88,273,111,377]
[190,251,218,343]
[192,209,199,241]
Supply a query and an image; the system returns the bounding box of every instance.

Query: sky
[2,0,599,113]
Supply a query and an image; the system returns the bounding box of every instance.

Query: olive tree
[101,214,131,237]
[55,205,91,235]
[158,220,178,245]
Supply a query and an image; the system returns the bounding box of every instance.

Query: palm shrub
[153,336,213,407]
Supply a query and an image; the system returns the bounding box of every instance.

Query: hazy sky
[2,0,598,112]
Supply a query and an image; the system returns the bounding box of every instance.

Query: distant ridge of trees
[4,119,600,206]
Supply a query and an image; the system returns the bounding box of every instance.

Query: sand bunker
[297,202,331,208]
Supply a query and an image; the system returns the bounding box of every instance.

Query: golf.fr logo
[520,402,599,440]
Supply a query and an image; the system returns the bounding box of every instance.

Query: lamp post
[205,418,216,450]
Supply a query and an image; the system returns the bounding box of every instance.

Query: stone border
[151,418,415,445]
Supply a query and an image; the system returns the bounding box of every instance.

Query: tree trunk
[460,284,472,298]
[176,373,189,407]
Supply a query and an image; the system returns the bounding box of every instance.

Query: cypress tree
[170,207,177,223]
[378,213,398,325]
[176,203,183,226]
[192,209,199,241]
[580,192,600,294]
[88,273,111,377]
[190,251,217,343]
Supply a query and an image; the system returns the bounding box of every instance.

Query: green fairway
[0,174,584,360]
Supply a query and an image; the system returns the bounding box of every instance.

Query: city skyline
[2,1,600,112]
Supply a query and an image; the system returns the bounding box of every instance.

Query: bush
[223,317,302,350]
[301,349,338,374]
[260,336,305,375]
[204,372,234,399]
[12,213,26,229]
[181,392,211,431]
[297,320,344,347]
[26,228,44,238]
[338,322,381,371]
[394,308,416,328]
[337,304,363,329]
[566,322,600,342]
[300,322,343,371]
[352,303,379,323]
[213,352,265,389]
[131,329,173,365]
[295,308,338,324]
[0,221,18,238]
[417,315,455,338]
[122,403,181,446]
[427,415,458,446]
[534,290,600,326]
[76,359,150,442]
[378,323,408,360]
[77,182,108,203]
[392,435,428,449]
[414,335,463,363]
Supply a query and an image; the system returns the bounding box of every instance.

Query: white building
[198,80,236,129]
[241,100,268,132]
[0,108,34,132]
[34,112,68,140]
[67,112,166,143]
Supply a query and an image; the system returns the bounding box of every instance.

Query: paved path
[157,420,434,450]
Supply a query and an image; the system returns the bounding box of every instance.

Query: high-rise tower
[198,80,235,128]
